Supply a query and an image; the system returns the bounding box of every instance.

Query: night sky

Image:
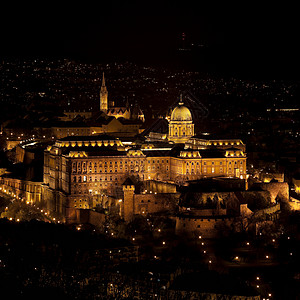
[1,1,300,78]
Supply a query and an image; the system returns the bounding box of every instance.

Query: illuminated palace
[43,95,247,219]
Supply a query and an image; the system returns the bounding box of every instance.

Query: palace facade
[42,97,247,219]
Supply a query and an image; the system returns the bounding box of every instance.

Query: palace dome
[170,102,192,122]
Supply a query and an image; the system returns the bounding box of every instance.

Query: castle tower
[122,178,135,222]
[168,94,194,143]
[100,72,108,113]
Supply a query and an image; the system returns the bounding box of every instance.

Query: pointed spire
[102,72,106,87]
[100,72,108,112]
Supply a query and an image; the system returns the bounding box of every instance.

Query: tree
[125,215,152,238]
[1,201,45,221]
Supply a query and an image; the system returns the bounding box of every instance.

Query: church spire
[100,72,108,113]
[102,72,106,87]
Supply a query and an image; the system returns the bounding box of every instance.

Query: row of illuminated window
[72,159,170,173]
[185,167,224,174]
[186,160,244,166]
[202,167,223,174]
[3,180,41,193]
[73,163,170,176]
[208,141,241,146]
[73,159,170,167]
[73,167,130,174]
[173,130,193,137]
[73,175,121,183]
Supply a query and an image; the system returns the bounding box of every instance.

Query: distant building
[62,73,144,123]
[55,73,144,139]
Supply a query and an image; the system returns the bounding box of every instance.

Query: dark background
[1,1,300,78]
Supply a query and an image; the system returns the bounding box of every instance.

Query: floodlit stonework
[40,93,248,223]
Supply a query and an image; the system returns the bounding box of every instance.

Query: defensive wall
[251,182,289,203]
[175,213,233,239]
[144,180,177,194]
